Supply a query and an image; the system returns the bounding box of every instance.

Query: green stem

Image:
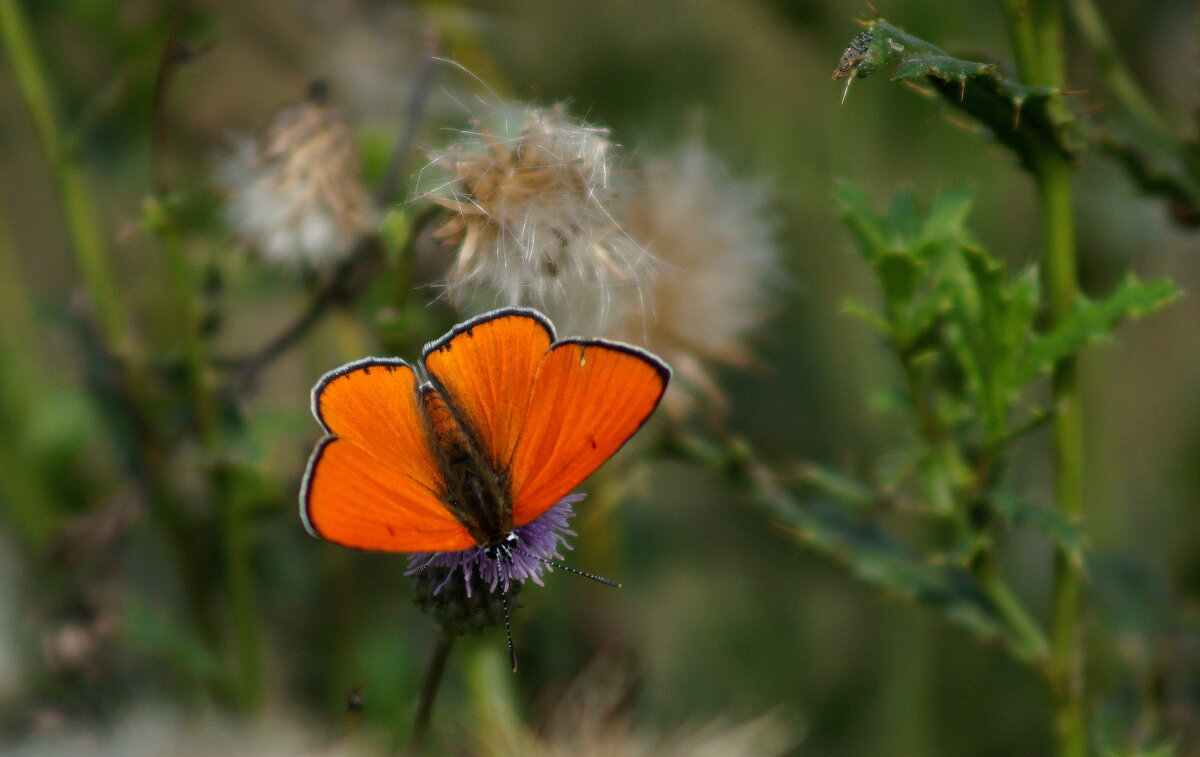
[1003,1,1087,753]
[975,552,1052,665]
[0,0,130,354]
[1066,0,1173,138]
[462,642,524,753]
[220,464,262,710]
[1039,154,1087,757]
[876,606,934,755]
[0,205,60,548]
[157,208,218,444]
[406,634,456,756]
[1002,0,1044,86]
[148,5,259,706]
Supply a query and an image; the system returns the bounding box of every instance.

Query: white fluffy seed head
[219,97,374,268]
[472,656,791,757]
[615,136,782,416]
[423,104,653,334]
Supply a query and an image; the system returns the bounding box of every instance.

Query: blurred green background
[1,0,1199,754]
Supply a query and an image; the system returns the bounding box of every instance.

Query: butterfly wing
[301,358,475,552]
[507,340,670,526]
[422,308,554,474]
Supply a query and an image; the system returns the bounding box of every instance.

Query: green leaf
[122,598,225,685]
[877,251,923,331]
[1016,275,1181,386]
[840,297,891,334]
[999,268,1040,371]
[793,461,876,512]
[893,54,994,84]
[776,495,1007,641]
[834,180,892,261]
[886,188,920,243]
[1102,127,1200,231]
[989,490,1084,569]
[917,186,974,245]
[661,433,1007,643]
[833,18,1072,170]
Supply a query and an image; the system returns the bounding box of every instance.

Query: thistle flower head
[407,495,581,635]
[219,90,374,268]
[616,137,781,416]
[424,105,652,333]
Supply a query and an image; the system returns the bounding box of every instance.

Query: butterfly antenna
[501,591,518,673]
[512,547,622,588]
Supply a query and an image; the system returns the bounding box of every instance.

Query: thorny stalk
[1002,1,1087,754]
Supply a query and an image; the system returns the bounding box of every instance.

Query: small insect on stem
[833,28,873,104]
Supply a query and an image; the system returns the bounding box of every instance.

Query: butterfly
[300,307,670,666]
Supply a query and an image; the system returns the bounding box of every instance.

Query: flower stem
[0,0,130,354]
[1001,1,1087,754]
[1038,152,1087,757]
[975,552,1051,665]
[1066,0,1172,138]
[219,465,262,710]
[406,634,455,756]
[0,207,59,548]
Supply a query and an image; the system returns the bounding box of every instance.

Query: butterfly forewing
[508,340,670,526]
[422,309,555,476]
[302,359,474,552]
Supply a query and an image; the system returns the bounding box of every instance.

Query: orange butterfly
[300,308,669,663]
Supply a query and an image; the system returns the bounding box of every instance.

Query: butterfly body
[301,307,669,557]
[419,383,513,547]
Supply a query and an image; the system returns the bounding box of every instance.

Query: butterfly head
[482,532,520,564]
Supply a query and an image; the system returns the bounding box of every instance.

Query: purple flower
[405,494,583,597]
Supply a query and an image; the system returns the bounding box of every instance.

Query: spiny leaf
[1015,274,1182,386]
[894,54,994,84]
[943,244,1038,439]
[833,18,1071,170]
[841,297,891,334]
[793,460,877,512]
[916,186,974,246]
[834,180,894,260]
[661,433,1008,643]
[776,495,1006,640]
[886,189,920,242]
[1102,132,1200,230]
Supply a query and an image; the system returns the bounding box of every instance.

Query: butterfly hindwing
[301,358,474,552]
[508,339,670,526]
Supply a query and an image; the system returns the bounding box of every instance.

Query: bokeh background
[1,0,1199,754]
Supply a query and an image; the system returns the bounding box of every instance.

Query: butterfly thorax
[420,384,514,547]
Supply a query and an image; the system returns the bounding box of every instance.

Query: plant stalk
[1002,0,1087,753]
[975,552,1051,665]
[0,0,131,354]
[0,207,59,548]
[1037,153,1087,757]
[219,464,262,710]
[1066,0,1172,138]
[406,634,455,756]
[149,5,261,706]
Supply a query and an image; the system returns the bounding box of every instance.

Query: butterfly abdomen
[419,384,513,546]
